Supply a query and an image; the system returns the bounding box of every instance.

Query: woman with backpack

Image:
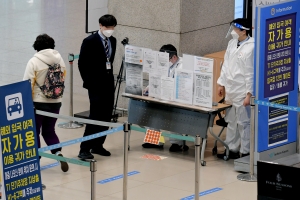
[23,34,69,183]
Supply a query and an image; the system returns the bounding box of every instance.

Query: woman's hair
[33,34,55,51]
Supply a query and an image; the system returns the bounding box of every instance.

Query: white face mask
[231,30,239,40]
[169,61,174,67]
[103,30,114,37]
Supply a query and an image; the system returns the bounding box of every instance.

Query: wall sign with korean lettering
[0,81,43,200]
[264,13,296,97]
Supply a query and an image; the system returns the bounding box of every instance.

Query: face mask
[231,30,239,40]
[103,30,114,37]
[169,61,174,67]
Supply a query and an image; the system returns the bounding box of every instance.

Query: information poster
[149,73,161,98]
[193,56,214,108]
[264,13,296,97]
[160,77,174,101]
[174,69,193,105]
[125,45,143,65]
[124,45,144,95]
[268,93,288,121]
[255,1,299,153]
[125,63,143,95]
[143,50,157,73]
[157,52,169,77]
[0,81,43,200]
[268,118,288,147]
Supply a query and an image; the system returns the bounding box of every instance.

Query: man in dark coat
[78,14,117,159]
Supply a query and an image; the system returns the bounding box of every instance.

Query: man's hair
[230,18,251,36]
[99,14,117,27]
[33,34,55,52]
[159,44,178,58]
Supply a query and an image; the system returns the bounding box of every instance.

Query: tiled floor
[0,1,257,200]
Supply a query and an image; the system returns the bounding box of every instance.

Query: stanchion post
[58,53,83,129]
[90,160,97,200]
[237,96,257,182]
[195,135,201,200]
[123,122,130,200]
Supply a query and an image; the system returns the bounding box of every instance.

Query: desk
[123,93,231,165]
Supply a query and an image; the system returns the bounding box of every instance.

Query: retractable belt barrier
[39,126,123,152]
[36,109,198,200]
[36,110,195,152]
[255,100,300,112]
[36,110,123,128]
[39,152,90,167]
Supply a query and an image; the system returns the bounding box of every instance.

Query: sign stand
[234,0,300,172]
[0,81,43,200]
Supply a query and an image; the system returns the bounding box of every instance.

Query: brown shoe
[56,152,69,172]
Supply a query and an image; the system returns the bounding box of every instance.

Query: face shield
[225,22,250,38]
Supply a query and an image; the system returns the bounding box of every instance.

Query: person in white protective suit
[216,18,254,160]
[142,44,189,152]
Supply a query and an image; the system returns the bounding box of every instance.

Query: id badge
[106,62,111,70]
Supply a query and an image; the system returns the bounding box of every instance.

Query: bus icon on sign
[5,93,24,121]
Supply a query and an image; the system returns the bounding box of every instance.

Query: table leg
[201,138,207,166]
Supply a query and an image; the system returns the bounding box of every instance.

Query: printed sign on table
[0,81,43,200]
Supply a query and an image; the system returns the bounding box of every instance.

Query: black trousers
[80,88,114,152]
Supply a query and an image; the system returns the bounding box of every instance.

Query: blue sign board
[0,81,43,200]
[255,1,300,152]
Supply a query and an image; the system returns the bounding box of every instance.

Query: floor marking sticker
[141,154,168,161]
[181,187,223,200]
[98,171,140,184]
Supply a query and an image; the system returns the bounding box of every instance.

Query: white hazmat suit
[217,37,254,154]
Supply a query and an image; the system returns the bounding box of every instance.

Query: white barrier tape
[35,110,123,128]
[38,125,123,152]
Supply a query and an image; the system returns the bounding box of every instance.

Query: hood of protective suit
[34,49,62,65]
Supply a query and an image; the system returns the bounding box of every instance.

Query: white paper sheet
[193,56,214,108]
[143,49,157,73]
[161,76,174,101]
[149,73,161,99]
[125,63,143,95]
[194,56,214,74]
[157,52,169,77]
[193,74,213,108]
[183,54,195,71]
[174,69,194,105]
[125,45,144,65]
